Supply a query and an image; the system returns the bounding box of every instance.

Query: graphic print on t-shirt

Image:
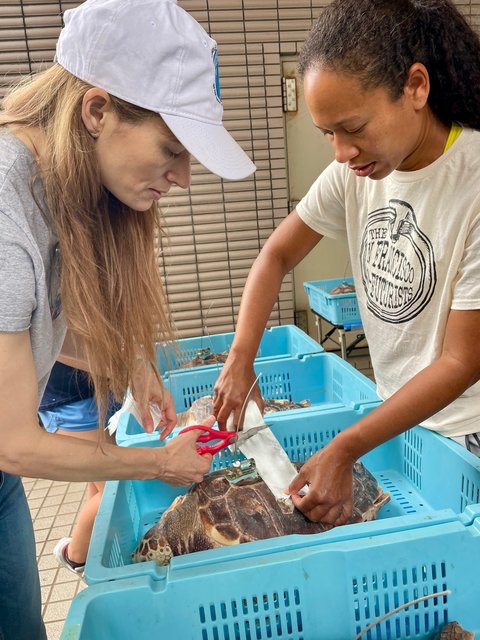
[360,199,436,323]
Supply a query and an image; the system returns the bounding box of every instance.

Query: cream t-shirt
[297,127,480,437]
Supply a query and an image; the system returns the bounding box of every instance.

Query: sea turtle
[329,281,356,295]
[180,348,229,368]
[434,622,474,639]
[132,460,390,565]
[176,395,216,427]
[263,398,311,412]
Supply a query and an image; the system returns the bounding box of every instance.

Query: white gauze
[227,400,301,502]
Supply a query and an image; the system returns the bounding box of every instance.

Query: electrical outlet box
[282,77,297,112]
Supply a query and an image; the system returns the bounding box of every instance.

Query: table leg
[314,314,323,345]
[338,328,347,360]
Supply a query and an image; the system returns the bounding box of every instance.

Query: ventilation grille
[281,428,342,462]
[460,473,480,512]
[259,371,293,401]
[180,382,215,410]
[199,588,304,640]
[378,474,418,515]
[403,429,423,491]
[352,563,449,639]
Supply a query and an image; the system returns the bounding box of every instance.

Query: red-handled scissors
[178,423,270,456]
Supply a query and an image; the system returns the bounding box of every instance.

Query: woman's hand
[287,440,355,525]
[141,388,177,439]
[158,415,215,485]
[213,356,263,430]
[132,360,177,438]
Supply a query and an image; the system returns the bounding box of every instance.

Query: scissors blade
[235,422,271,446]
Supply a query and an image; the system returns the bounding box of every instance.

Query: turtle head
[131,533,173,566]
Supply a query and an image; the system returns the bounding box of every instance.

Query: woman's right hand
[156,416,215,485]
[213,356,263,430]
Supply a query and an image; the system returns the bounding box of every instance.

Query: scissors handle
[178,425,236,456]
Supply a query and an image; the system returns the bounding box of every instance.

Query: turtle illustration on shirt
[360,199,437,323]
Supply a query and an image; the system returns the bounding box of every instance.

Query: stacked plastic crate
[60,325,480,639]
[303,277,361,328]
[115,323,379,446]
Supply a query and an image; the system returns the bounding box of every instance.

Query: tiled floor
[23,477,88,640]
[24,345,375,639]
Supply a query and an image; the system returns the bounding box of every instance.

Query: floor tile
[43,600,72,623]
[42,495,65,507]
[34,515,56,530]
[39,567,58,587]
[39,553,62,570]
[28,496,47,509]
[57,502,81,515]
[45,621,64,640]
[37,504,61,518]
[49,581,78,602]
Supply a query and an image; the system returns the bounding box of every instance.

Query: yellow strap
[443,122,462,153]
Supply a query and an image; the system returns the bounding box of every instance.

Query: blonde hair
[0,64,174,420]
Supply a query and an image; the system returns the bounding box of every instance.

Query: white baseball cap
[55,0,256,180]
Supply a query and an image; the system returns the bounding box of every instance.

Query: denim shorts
[39,397,114,433]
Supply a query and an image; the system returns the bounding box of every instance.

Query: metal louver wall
[1,1,479,338]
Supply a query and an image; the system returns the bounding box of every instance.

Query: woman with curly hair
[0,1,254,638]
[214,0,480,522]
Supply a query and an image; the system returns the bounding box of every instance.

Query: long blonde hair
[0,64,174,418]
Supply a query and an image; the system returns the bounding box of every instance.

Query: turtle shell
[132,461,390,565]
[434,622,474,640]
[180,350,229,369]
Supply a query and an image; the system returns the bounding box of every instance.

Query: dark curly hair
[298,0,480,129]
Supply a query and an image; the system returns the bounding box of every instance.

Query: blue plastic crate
[87,406,480,588]
[115,352,380,445]
[63,514,480,639]
[304,277,361,327]
[157,324,323,374]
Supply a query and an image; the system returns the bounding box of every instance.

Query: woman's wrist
[150,445,168,481]
[120,444,166,481]
[328,426,365,464]
[228,342,257,367]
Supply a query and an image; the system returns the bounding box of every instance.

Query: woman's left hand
[133,362,177,438]
[286,441,355,525]
[141,386,177,439]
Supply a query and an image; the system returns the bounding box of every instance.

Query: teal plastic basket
[63,514,480,639]
[87,406,480,588]
[304,277,361,327]
[157,324,323,374]
[115,352,380,445]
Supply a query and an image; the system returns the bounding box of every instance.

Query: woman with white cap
[0,1,255,638]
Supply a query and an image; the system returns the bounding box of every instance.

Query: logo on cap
[212,47,222,104]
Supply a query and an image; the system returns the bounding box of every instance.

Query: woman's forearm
[2,423,161,481]
[230,250,287,361]
[2,414,214,486]
[230,211,323,362]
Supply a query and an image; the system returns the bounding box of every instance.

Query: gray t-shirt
[0,129,66,403]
